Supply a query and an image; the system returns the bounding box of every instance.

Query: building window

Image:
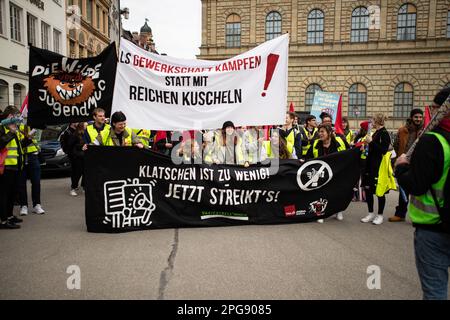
[226,14,241,47]
[79,32,85,57]
[96,5,100,29]
[13,83,25,108]
[103,11,108,34]
[79,0,84,16]
[27,13,37,46]
[265,11,282,41]
[348,83,367,118]
[447,11,450,38]
[69,38,76,58]
[397,4,416,40]
[53,29,61,53]
[10,3,22,42]
[305,84,322,112]
[41,22,50,50]
[307,9,324,44]
[0,0,5,36]
[0,79,8,111]
[394,83,414,118]
[87,0,92,22]
[351,7,369,42]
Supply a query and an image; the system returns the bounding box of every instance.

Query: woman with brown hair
[212,121,244,165]
[361,113,392,225]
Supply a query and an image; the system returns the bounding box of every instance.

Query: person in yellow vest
[360,113,391,225]
[83,107,110,149]
[279,112,302,159]
[212,121,244,165]
[342,116,354,146]
[395,88,450,300]
[0,106,31,229]
[132,128,151,148]
[96,111,144,148]
[320,112,350,149]
[300,115,319,158]
[305,123,347,223]
[17,124,45,215]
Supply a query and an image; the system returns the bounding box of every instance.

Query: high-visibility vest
[4,127,24,167]
[87,123,110,144]
[356,136,368,159]
[408,132,449,225]
[345,130,354,145]
[243,131,257,164]
[100,128,133,146]
[311,138,346,158]
[19,125,39,154]
[285,128,298,155]
[132,129,151,148]
[302,127,318,156]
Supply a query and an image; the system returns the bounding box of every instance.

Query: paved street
[0,175,445,300]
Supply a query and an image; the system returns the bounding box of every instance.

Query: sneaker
[19,206,28,216]
[8,216,23,224]
[336,212,344,221]
[361,213,376,223]
[70,189,78,196]
[0,221,20,229]
[388,216,405,222]
[32,204,45,215]
[372,215,384,225]
[317,219,324,223]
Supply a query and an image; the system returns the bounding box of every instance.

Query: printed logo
[103,178,156,228]
[308,198,328,216]
[297,160,333,191]
[44,72,95,105]
[284,204,296,217]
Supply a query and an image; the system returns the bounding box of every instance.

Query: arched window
[226,14,241,47]
[265,11,282,41]
[0,80,9,111]
[351,7,369,42]
[307,9,324,44]
[394,83,414,118]
[348,83,367,118]
[397,4,416,40]
[305,84,322,112]
[13,83,25,108]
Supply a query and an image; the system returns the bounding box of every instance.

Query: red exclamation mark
[262,53,280,97]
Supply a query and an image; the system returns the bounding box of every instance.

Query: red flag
[289,102,295,113]
[424,105,431,128]
[20,94,28,117]
[334,95,344,135]
[153,130,167,151]
[263,125,272,140]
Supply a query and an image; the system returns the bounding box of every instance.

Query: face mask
[226,128,234,135]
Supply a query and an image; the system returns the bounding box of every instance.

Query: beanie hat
[410,108,423,118]
[222,121,235,130]
[360,121,369,131]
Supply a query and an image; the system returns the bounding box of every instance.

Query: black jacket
[305,137,346,159]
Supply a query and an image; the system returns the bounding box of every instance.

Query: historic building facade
[198,0,450,129]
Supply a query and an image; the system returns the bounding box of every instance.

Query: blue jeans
[414,228,450,300]
[18,153,41,207]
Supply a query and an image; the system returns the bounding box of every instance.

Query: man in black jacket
[395,88,450,300]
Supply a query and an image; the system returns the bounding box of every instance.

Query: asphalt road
[1,175,445,300]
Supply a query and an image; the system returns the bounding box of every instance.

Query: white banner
[112,34,289,130]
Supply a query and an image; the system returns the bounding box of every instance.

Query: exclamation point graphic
[261,53,280,97]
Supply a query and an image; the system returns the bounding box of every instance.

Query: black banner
[85,147,361,233]
[27,43,117,128]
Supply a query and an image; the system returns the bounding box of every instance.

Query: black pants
[366,188,386,215]
[0,169,19,222]
[395,187,409,218]
[70,156,84,190]
[18,154,41,207]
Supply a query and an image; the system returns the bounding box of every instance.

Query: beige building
[198,0,450,130]
[66,0,112,58]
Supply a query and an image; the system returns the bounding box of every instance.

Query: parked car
[38,125,71,173]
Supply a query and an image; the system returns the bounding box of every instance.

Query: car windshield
[39,125,67,142]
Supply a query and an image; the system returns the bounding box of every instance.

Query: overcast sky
[120,0,202,59]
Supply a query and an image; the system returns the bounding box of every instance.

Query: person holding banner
[132,128,151,148]
[395,88,450,300]
[389,108,423,222]
[0,106,31,229]
[212,121,244,165]
[83,108,110,148]
[305,123,347,222]
[300,115,319,158]
[320,112,350,149]
[361,113,391,225]
[279,112,302,159]
[96,111,144,148]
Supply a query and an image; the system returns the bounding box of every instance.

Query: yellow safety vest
[285,129,296,155]
[132,129,151,148]
[100,128,133,146]
[4,127,24,167]
[345,130,354,145]
[311,138,346,158]
[19,125,39,154]
[87,123,110,144]
[302,127,318,156]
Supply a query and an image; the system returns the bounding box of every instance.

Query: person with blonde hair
[361,113,392,225]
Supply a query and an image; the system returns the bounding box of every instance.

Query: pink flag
[334,95,344,135]
[289,102,295,113]
[423,105,431,128]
